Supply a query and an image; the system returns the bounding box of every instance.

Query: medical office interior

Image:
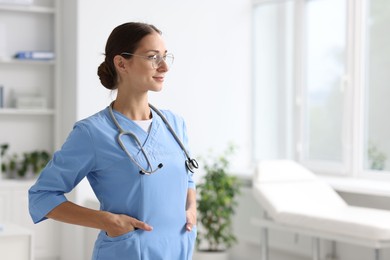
[1,0,390,259]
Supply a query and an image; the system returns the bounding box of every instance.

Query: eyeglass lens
[120,52,174,68]
[153,54,174,68]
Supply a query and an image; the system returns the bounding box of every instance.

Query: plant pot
[192,250,229,260]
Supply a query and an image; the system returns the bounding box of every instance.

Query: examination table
[252,160,390,260]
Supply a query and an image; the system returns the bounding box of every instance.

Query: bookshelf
[0,0,60,259]
[0,0,59,154]
[0,108,55,115]
[0,58,56,65]
[0,4,54,13]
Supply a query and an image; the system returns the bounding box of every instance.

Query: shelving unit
[0,108,55,115]
[0,0,59,155]
[0,4,54,13]
[0,1,61,259]
[0,58,56,65]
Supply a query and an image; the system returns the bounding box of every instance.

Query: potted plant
[0,143,9,179]
[195,145,241,260]
[1,145,50,179]
[18,150,51,178]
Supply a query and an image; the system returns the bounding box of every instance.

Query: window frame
[252,0,390,179]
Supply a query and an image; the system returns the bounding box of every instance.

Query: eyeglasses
[120,52,174,69]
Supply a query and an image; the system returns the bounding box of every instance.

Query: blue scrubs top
[28,106,197,260]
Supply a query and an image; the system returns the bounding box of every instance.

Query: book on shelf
[14,51,54,60]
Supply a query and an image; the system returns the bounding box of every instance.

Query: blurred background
[1,0,390,259]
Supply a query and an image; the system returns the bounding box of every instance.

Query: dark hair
[97,22,161,90]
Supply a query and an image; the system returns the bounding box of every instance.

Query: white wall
[71,0,253,177]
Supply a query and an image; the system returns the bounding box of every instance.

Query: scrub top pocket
[102,229,139,242]
[186,226,197,259]
[93,230,141,260]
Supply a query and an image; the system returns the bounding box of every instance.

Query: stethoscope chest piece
[185,158,199,173]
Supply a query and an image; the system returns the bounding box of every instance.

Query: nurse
[28,22,197,260]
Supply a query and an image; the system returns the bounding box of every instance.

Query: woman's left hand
[185,188,197,232]
[186,207,197,232]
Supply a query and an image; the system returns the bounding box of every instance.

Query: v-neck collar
[107,106,162,149]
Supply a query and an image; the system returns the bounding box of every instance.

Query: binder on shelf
[14,51,54,60]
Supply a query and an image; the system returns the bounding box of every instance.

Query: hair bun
[97,61,116,90]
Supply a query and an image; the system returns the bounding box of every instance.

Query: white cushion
[253,181,347,218]
[276,206,390,240]
[254,160,317,183]
[252,160,390,241]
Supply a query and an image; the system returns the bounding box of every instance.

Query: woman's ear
[113,55,126,71]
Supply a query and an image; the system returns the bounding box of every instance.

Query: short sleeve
[28,123,96,223]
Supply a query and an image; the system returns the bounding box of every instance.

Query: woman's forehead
[137,33,167,53]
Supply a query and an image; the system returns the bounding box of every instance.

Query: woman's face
[122,32,169,93]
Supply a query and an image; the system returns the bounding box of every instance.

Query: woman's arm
[185,188,197,231]
[46,201,153,237]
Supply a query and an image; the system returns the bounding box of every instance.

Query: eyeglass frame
[120,52,174,69]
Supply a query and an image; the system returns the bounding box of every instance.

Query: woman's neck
[112,95,151,120]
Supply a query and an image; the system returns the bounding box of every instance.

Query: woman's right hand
[45,202,153,238]
[103,213,153,237]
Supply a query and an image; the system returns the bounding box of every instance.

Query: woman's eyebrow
[146,49,168,54]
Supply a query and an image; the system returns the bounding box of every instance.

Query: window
[365,0,390,172]
[252,0,294,161]
[253,0,390,177]
[304,0,347,164]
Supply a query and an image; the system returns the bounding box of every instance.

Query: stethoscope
[108,101,199,175]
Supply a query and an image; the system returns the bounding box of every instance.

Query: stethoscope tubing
[148,104,192,161]
[108,102,198,175]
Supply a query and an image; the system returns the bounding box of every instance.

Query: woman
[28,22,197,260]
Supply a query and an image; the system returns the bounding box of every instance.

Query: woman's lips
[153,76,165,82]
